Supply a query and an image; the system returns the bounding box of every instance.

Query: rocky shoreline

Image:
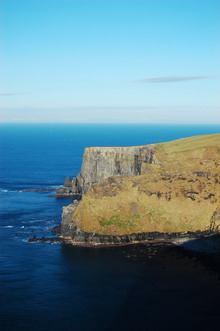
[21,188,55,192]
[61,211,215,245]
[27,225,220,253]
[26,223,220,259]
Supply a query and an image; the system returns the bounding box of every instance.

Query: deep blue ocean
[1,123,220,331]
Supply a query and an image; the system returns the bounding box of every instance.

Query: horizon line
[1,121,220,125]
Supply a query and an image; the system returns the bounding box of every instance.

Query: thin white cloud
[0,92,21,96]
[136,75,216,83]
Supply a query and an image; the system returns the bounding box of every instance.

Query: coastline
[28,225,220,251]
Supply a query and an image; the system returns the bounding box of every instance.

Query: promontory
[57,133,220,245]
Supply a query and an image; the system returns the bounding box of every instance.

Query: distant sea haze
[1,123,220,331]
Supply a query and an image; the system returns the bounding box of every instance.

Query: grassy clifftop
[64,133,220,236]
[156,133,220,162]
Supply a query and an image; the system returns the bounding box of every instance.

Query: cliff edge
[56,145,158,196]
[60,133,220,244]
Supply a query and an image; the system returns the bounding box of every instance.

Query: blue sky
[0,0,219,123]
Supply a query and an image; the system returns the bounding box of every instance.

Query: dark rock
[21,188,55,192]
[204,193,215,200]
[193,172,210,177]
[28,237,64,243]
[64,176,73,187]
[52,225,61,235]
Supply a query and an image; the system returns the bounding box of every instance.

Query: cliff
[56,145,158,196]
[60,133,220,244]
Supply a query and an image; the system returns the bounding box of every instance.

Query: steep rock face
[56,145,157,196]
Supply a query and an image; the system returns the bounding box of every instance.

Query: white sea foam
[0,188,22,193]
[28,220,41,223]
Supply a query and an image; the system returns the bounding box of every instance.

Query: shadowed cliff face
[57,145,157,196]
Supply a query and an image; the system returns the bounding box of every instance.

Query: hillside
[61,133,220,243]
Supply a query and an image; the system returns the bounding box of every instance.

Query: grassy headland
[65,133,220,236]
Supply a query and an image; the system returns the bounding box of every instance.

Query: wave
[0,187,58,193]
[49,185,63,189]
[0,184,62,193]
[0,188,21,193]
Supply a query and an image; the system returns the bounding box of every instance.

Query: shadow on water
[1,238,220,331]
[170,233,220,274]
[59,242,220,331]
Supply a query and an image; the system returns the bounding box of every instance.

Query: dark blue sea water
[1,123,220,331]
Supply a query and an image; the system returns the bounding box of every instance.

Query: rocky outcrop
[56,145,158,196]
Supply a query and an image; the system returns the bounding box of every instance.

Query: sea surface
[1,123,220,331]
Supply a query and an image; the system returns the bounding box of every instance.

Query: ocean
[1,123,220,331]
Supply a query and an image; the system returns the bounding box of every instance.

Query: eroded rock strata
[60,133,220,245]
